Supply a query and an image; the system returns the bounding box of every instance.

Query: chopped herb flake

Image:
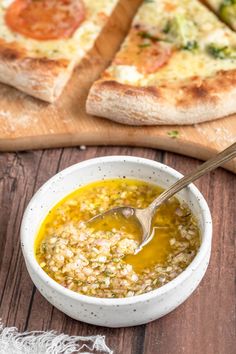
[138,31,160,41]
[167,130,179,139]
[207,43,236,59]
[182,40,199,51]
[138,43,151,48]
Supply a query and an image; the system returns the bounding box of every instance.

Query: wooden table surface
[0,146,235,354]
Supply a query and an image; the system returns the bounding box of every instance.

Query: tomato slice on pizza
[5,0,85,40]
[114,27,173,74]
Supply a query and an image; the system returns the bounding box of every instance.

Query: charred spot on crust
[37,57,68,69]
[1,48,21,61]
[100,80,120,88]
[22,57,69,73]
[0,43,68,72]
[189,85,208,99]
[218,69,236,86]
[124,86,159,98]
[143,86,159,97]
[177,82,219,107]
[124,88,137,96]
[100,80,138,93]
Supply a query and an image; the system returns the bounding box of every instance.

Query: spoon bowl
[88,142,236,253]
[88,206,155,253]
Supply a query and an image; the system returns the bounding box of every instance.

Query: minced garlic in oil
[35,179,200,298]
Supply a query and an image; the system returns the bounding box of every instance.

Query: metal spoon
[88,142,236,254]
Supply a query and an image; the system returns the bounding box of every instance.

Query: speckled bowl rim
[21,156,212,306]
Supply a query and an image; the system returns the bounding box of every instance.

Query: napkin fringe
[0,321,113,354]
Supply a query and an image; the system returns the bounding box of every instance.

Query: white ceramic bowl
[21,156,212,328]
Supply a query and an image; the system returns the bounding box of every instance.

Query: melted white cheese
[106,0,236,85]
[0,0,118,61]
[201,28,231,47]
[109,65,144,84]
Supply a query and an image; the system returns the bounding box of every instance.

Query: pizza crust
[0,40,74,102]
[0,0,122,102]
[86,70,236,125]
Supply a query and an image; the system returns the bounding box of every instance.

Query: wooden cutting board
[0,0,235,173]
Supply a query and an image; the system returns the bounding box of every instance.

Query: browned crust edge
[86,69,236,125]
[0,40,72,102]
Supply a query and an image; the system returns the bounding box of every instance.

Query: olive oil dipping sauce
[35,179,200,298]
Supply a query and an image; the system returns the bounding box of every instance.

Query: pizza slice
[203,1,236,31]
[0,0,121,102]
[87,0,236,125]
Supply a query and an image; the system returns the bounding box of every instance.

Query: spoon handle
[149,142,236,212]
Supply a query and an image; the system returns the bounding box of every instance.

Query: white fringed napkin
[0,322,112,354]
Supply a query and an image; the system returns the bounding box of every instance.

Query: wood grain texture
[0,0,235,174]
[0,147,235,354]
